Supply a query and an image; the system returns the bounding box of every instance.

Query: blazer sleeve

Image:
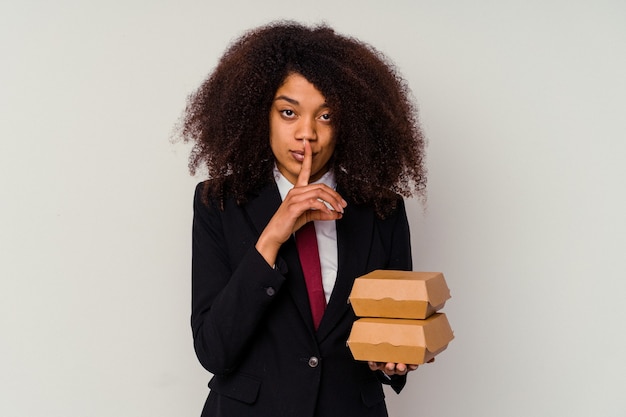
[190,183,286,376]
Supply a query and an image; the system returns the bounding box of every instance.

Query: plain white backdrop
[1,1,625,416]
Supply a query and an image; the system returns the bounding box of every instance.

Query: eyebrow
[274,95,299,105]
[274,95,329,110]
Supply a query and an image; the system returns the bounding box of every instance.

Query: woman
[178,21,427,417]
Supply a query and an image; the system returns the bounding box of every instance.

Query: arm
[191,185,286,376]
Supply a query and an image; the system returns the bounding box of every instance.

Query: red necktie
[296,222,327,330]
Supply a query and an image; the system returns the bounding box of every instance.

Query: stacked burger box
[347,271,454,365]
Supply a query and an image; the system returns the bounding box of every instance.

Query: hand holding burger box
[347,271,454,365]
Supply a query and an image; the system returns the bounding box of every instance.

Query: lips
[290,151,305,162]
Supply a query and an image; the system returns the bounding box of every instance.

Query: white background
[1,1,625,416]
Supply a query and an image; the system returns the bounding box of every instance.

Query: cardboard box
[349,271,451,319]
[347,313,454,365]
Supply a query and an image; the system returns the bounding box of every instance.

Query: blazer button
[265,287,276,296]
[308,356,319,368]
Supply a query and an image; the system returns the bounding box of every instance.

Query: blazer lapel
[244,183,282,235]
[317,200,374,341]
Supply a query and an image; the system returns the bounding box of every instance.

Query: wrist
[255,235,281,267]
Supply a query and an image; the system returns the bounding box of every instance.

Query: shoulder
[193,180,221,212]
[194,179,279,214]
[192,179,238,209]
[345,192,407,221]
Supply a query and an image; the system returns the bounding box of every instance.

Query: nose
[295,117,317,141]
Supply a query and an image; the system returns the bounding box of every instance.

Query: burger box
[349,270,451,319]
[347,313,454,365]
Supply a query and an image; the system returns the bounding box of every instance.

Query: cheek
[268,123,283,150]
[319,141,336,166]
[268,134,280,161]
[269,121,289,145]
[325,134,337,154]
[268,114,282,142]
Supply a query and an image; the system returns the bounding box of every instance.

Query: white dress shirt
[273,166,338,303]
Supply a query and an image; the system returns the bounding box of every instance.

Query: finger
[385,363,396,374]
[314,188,347,213]
[296,139,312,187]
[305,209,343,224]
[285,188,343,217]
[290,184,347,214]
[291,196,339,219]
[395,363,407,374]
[311,193,345,214]
[408,364,419,371]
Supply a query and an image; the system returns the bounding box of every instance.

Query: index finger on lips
[296,139,312,188]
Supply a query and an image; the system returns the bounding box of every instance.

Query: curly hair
[177,21,426,217]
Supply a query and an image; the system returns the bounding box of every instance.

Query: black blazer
[191,181,413,417]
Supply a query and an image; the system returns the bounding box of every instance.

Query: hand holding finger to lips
[255,138,346,266]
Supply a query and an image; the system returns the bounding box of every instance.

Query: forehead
[274,73,328,105]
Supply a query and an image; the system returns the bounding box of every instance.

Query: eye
[319,113,331,122]
[280,109,296,118]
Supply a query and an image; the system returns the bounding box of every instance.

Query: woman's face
[269,73,335,185]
